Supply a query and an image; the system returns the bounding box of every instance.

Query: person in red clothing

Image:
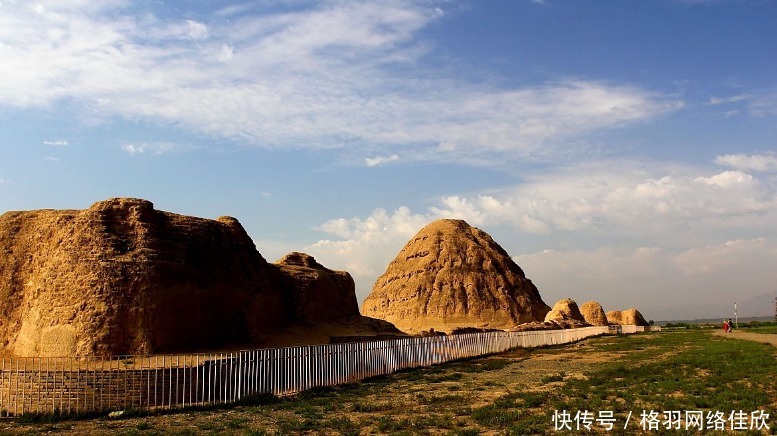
[723,319,729,333]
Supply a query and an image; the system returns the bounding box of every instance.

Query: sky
[1,0,776,321]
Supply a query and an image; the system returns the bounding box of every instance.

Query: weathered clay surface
[606,308,650,326]
[0,198,397,357]
[544,298,585,323]
[362,219,551,334]
[543,298,590,329]
[579,301,609,326]
[274,252,360,325]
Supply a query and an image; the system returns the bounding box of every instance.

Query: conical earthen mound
[362,219,550,334]
[579,301,609,326]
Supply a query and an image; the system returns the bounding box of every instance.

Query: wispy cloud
[43,140,69,146]
[420,161,776,236]
[44,156,61,162]
[707,95,746,105]
[748,89,777,118]
[715,153,777,173]
[0,1,674,165]
[365,154,399,167]
[185,20,209,40]
[121,142,183,155]
[706,89,777,118]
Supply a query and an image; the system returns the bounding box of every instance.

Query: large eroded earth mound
[0,198,398,357]
[362,219,551,334]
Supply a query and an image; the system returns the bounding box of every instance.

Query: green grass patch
[451,357,513,373]
[429,372,464,383]
[349,400,393,412]
[321,416,360,436]
[416,393,468,405]
[223,416,250,430]
[744,325,777,334]
[541,372,565,383]
[561,330,777,414]
[471,404,521,427]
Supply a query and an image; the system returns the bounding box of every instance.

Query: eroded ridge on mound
[362,219,551,334]
[0,198,397,357]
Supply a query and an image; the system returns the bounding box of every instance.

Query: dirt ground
[713,329,777,347]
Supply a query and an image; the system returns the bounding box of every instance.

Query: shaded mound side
[362,219,550,334]
[270,252,404,341]
[273,252,360,324]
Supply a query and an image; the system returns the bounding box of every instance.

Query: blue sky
[1,0,776,321]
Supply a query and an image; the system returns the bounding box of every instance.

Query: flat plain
[2,328,776,435]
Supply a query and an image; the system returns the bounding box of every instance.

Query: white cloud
[514,238,777,318]
[0,1,673,165]
[217,43,234,62]
[715,153,777,173]
[706,89,777,118]
[708,94,746,105]
[365,154,399,167]
[121,142,182,155]
[306,207,432,296]
[186,20,208,40]
[44,156,60,161]
[307,158,777,304]
[672,238,773,275]
[43,139,68,146]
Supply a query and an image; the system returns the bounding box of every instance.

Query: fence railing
[609,325,661,334]
[0,326,624,417]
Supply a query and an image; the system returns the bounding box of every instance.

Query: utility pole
[734,302,738,329]
[774,296,776,322]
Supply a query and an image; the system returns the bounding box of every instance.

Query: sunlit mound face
[363,219,551,334]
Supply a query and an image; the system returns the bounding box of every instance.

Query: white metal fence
[0,326,620,417]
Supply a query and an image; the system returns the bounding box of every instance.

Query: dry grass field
[2,329,776,435]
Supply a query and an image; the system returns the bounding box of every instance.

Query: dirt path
[713,329,777,346]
